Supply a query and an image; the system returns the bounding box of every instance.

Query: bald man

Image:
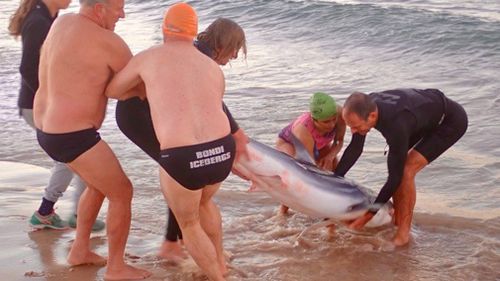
[33,0,150,279]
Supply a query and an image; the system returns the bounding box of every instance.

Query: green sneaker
[29,211,68,230]
[68,213,106,232]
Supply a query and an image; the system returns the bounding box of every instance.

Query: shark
[233,136,393,228]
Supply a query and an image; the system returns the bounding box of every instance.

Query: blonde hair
[8,0,38,38]
[197,18,247,61]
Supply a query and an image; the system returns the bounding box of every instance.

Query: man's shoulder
[133,45,166,63]
[144,44,167,54]
[380,112,413,144]
[60,14,125,43]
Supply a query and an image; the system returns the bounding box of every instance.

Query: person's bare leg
[67,186,106,265]
[199,185,227,275]
[158,240,187,263]
[158,209,187,262]
[160,169,225,281]
[67,141,151,280]
[392,149,427,246]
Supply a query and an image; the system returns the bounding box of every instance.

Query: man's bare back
[106,38,231,148]
[141,41,230,148]
[34,13,131,133]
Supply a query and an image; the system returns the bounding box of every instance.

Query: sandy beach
[1,0,500,280]
[1,160,499,281]
[0,161,230,281]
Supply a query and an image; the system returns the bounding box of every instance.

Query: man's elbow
[104,86,124,100]
[104,88,117,99]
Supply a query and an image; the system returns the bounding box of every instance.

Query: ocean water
[0,0,499,280]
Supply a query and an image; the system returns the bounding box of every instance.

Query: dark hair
[8,0,38,38]
[344,92,377,120]
[197,18,247,61]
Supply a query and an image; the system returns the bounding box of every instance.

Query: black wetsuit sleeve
[373,119,412,209]
[20,18,50,94]
[334,133,366,177]
[222,102,239,134]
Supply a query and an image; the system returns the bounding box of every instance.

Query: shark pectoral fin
[246,174,281,192]
[290,133,316,165]
[247,174,287,193]
[258,175,287,189]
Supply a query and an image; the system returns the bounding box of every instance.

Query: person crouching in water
[275,92,346,214]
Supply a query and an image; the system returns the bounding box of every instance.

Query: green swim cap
[309,92,337,121]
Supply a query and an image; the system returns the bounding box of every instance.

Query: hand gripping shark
[233,136,393,228]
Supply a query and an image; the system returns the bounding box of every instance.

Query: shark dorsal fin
[290,133,316,165]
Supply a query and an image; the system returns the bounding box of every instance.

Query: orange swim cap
[162,2,198,40]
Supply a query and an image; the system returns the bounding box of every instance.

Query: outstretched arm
[334,132,365,177]
[222,103,250,176]
[348,118,411,230]
[318,105,347,170]
[373,127,409,207]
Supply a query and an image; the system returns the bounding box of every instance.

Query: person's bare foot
[223,250,233,262]
[104,264,151,280]
[279,205,289,215]
[392,233,410,246]
[220,264,229,277]
[158,240,188,264]
[326,223,336,236]
[67,249,107,266]
[218,255,228,276]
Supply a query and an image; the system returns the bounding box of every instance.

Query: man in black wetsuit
[335,89,468,246]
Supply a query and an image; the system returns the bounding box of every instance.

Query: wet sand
[0,161,212,281]
[1,160,499,281]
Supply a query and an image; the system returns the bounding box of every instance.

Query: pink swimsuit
[278,112,336,159]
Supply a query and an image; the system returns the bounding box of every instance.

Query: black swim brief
[159,134,236,190]
[36,128,101,163]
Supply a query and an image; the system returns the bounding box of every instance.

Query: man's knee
[176,211,201,230]
[404,150,428,176]
[200,184,221,204]
[106,177,133,202]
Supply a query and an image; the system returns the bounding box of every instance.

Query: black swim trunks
[159,134,236,190]
[414,93,468,163]
[36,128,101,163]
